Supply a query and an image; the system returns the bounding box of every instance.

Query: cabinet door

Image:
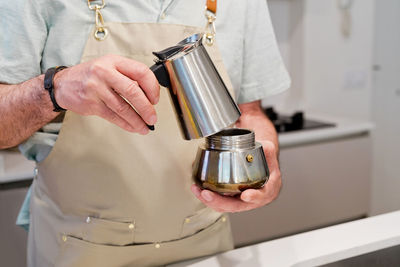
[230,136,371,247]
[0,186,30,267]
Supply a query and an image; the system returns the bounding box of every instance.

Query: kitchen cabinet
[0,182,31,267]
[229,117,373,247]
[0,151,35,267]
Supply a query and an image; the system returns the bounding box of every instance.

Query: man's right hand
[53,54,160,135]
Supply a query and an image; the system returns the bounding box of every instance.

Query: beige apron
[28,13,237,267]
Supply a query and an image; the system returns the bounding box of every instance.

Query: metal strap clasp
[87,0,108,41]
[204,8,216,46]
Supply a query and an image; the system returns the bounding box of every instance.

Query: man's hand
[191,100,282,213]
[0,54,160,149]
[54,54,160,135]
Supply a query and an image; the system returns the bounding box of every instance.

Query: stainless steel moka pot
[150,33,241,140]
[193,129,269,195]
[150,34,269,194]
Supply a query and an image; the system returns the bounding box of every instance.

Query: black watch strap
[44,66,67,112]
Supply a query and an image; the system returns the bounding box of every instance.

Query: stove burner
[264,107,335,133]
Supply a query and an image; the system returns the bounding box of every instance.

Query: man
[0,0,290,266]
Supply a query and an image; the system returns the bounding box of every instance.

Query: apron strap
[87,0,218,42]
[87,0,108,41]
[204,0,217,46]
[206,0,217,14]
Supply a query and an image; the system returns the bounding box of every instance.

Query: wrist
[52,67,70,112]
[29,75,60,120]
[44,66,68,112]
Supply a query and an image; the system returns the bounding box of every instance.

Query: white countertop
[0,114,373,184]
[169,210,400,267]
[279,113,374,149]
[0,150,35,184]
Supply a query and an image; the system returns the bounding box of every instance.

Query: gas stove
[264,107,335,133]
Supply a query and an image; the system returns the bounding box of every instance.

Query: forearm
[236,100,279,153]
[0,75,58,149]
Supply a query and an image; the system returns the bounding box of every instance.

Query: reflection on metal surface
[151,34,240,140]
[193,129,269,195]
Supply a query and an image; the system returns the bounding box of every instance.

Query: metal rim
[206,128,255,150]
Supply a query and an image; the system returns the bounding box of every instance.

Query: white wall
[370,0,400,215]
[265,0,304,112]
[266,0,375,120]
[266,0,400,216]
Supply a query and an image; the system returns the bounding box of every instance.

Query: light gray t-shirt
[1,0,291,230]
[1,0,290,162]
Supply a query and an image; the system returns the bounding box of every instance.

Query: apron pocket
[56,215,231,267]
[180,207,222,238]
[82,216,135,246]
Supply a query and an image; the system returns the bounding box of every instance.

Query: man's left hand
[191,100,282,213]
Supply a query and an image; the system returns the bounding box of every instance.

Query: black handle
[150,63,170,88]
[152,45,182,61]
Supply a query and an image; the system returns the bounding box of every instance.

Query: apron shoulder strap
[206,0,217,14]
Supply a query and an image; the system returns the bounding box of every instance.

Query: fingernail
[147,124,155,131]
[202,191,213,202]
[149,115,157,125]
[242,194,252,202]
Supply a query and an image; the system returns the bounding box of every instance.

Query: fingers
[191,185,254,213]
[192,181,280,213]
[97,83,150,133]
[262,170,282,201]
[97,101,149,135]
[106,70,157,126]
[56,55,161,134]
[114,57,160,105]
[240,188,262,203]
[261,140,282,197]
[260,140,280,171]
[245,140,282,204]
[240,174,280,205]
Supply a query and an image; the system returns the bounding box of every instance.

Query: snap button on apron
[86,217,91,223]
[160,12,166,20]
[221,216,227,222]
[128,223,135,230]
[184,218,191,223]
[62,235,67,242]
[155,243,161,249]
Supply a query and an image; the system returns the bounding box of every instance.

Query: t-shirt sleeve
[0,0,48,84]
[237,0,291,104]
